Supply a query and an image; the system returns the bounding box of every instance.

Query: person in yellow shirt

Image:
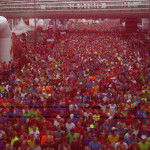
[11,135,18,147]
[125,100,134,109]
[107,127,119,145]
[93,110,100,122]
[27,134,35,148]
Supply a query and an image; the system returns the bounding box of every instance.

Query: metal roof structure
[0,0,149,19]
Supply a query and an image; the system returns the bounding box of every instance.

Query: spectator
[89,136,101,150]
[5,143,12,150]
[0,141,5,150]
[29,125,40,140]
[138,135,150,150]
[66,129,79,144]
[27,134,35,149]
[58,137,70,150]
[18,140,30,150]
[107,127,119,146]
[33,139,41,150]
[115,137,128,150]
[65,118,75,133]
[53,125,65,149]
[70,136,81,150]
[13,135,24,150]
[128,142,140,150]
[0,27,150,150]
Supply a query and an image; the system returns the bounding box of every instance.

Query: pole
[34,0,37,50]
[149,0,150,30]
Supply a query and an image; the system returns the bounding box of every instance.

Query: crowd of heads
[0,29,150,150]
[67,19,121,32]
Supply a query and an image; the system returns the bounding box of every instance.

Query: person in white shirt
[29,126,40,140]
[115,137,128,150]
[84,109,93,118]
[109,101,117,115]
[65,118,75,133]
[99,101,106,111]
[0,128,5,140]
[69,102,78,111]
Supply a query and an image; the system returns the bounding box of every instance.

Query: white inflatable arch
[0,16,13,64]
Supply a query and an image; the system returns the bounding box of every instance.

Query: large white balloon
[0,16,13,64]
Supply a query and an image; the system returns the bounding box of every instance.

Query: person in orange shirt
[41,130,55,149]
[41,130,54,149]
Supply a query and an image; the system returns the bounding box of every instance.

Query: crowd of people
[0,30,150,150]
[67,19,121,32]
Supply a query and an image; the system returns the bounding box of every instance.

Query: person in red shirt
[74,121,83,135]
[48,120,56,131]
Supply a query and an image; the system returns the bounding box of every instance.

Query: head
[93,136,98,143]
[73,136,79,143]
[70,129,75,135]
[111,127,117,136]
[19,135,24,141]
[35,139,40,146]
[30,134,34,141]
[21,140,28,149]
[62,137,68,145]
[33,126,37,132]
[141,135,147,144]
[5,143,11,150]
[119,122,123,128]
[119,137,124,144]
[47,135,52,142]
[128,128,133,135]
[86,132,91,138]
[105,119,109,125]
[57,125,61,131]
[130,142,140,150]
[67,118,71,124]
[142,125,147,131]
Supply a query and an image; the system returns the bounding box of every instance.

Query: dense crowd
[0,31,150,150]
[67,20,120,32]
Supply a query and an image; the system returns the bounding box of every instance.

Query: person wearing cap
[89,124,98,137]
[107,127,119,144]
[54,115,61,127]
[124,128,134,146]
[115,137,128,150]
[138,135,150,150]
[138,125,150,140]
[117,122,126,138]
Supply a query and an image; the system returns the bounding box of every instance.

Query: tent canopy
[12,18,31,35]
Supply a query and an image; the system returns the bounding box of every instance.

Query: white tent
[37,19,44,27]
[29,19,45,30]
[12,18,31,35]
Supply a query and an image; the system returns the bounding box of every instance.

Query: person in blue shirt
[89,136,101,150]
[0,141,4,150]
